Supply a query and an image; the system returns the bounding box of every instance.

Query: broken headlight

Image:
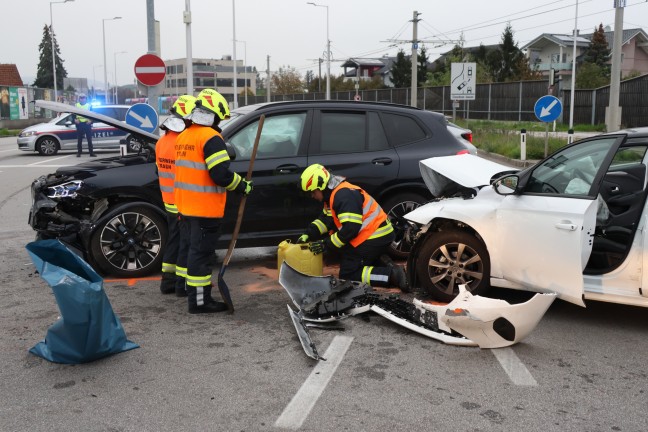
[46,180,84,199]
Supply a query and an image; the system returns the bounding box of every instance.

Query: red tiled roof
[0,64,24,86]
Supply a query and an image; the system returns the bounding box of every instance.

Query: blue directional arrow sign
[126,103,159,133]
[534,95,562,123]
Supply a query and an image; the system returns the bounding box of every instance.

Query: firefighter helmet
[171,95,196,118]
[195,89,230,120]
[301,164,330,192]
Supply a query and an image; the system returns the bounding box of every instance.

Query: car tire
[125,134,142,153]
[89,204,167,278]
[381,192,428,259]
[36,136,59,156]
[415,229,491,302]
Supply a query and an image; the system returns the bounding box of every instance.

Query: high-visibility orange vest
[329,181,391,247]
[155,131,179,213]
[174,124,227,218]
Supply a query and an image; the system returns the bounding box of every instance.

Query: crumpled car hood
[55,155,150,176]
[420,154,517,197]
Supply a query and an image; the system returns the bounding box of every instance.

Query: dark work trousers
[175,214,190,295]
[339,230,395,287]
[184,215,222,308]
[76,122,94,155]
[161,211,180,275]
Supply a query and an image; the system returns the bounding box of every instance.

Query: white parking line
[491,348,537,386]
[275,335,354,430]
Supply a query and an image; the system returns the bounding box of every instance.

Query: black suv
[29,100,476,277]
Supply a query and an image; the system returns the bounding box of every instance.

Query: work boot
[187,285,228,314]
[160,272,176,294]
[389,265,410,293]
[175,277,188,297]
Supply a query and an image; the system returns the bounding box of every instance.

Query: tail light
[456,149,470,155]
[461,132,473,143]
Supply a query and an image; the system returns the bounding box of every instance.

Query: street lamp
[102,16,122,104]
[114,51,127,104]
[237,40,247,106]
[307,2,330,100]
[49,0,74,102]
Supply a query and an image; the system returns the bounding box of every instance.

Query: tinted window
[367,112,389,151]
[320,112,365,153]
[229,112,306,159]
[381,112,426,146]
[93,107,127,121]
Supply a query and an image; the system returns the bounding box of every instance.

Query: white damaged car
[405,128,648,308]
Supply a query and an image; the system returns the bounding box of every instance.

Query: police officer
[74,94,95,157]
[175,89,252,314]
[156,95,196,294]
[299,164,408,290]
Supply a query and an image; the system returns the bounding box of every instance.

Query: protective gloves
[238,179,253,195]
[297,234,309,243]
[308,239,327,255]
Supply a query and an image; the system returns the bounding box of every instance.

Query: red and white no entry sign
[134,54,166,86]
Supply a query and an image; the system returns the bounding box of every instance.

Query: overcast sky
[3,0,648,89]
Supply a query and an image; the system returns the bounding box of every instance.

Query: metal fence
[243,73,648,128]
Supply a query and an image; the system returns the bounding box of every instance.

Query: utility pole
[185,0,193,95]
[410,11,421,107]
[607,1,625,132]
[146,0,159,116]
[266,55,271,103]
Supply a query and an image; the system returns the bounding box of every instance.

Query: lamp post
[50,0,74,102]
[114,51,127,104]
[237,40,247,106]
[307,2,330,100]
[102,16,122,104]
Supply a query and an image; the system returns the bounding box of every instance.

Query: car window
[56,114,74,125]
[319,111,365,153]
[525,138,617,197]
[92,107,127,121]
[228,112,306,159]
[611,146,647,166]
[380,112,427,147]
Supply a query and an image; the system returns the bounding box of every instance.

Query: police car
[17,105,136,156]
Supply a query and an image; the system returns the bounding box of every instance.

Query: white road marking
[0,148,19,153]
[275,335,354,430]
[29,155,71,165]
[491,348,537,386]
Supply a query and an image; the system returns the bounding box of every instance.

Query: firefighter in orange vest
[175,89,252,314]
[155,94,196,295]
[299,164,408,290]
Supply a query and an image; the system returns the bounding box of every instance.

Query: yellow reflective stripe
[323,208,332,216]
[186,274,212,287]
[338,212,362,224]
[175,266,187,278]
[330,232,345,248]
[361,266,374,284]
[368,221,394,239]
[313,219,327,234]
[206,150,230,170]
[164,203,178,213]
[162,262,176,273]
[226,172,242,191]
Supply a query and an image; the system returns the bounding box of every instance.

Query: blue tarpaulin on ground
[26,240,138,364]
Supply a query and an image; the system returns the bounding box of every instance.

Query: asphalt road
[0,136,646,432]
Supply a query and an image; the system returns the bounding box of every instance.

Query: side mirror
[493,174,519,196]
[64,121,74,127]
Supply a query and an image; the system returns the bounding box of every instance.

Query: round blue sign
[126,103,159,133]
[534,95,562,123]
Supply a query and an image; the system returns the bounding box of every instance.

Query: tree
[33,24,68,89]
[575,62,609,88]
[271,66,303,95]
[388,47,430,88]
[583,24,611,69]
[486,23,528,82]
[389,49,410,88]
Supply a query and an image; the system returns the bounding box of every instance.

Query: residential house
[0,64,24,86]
